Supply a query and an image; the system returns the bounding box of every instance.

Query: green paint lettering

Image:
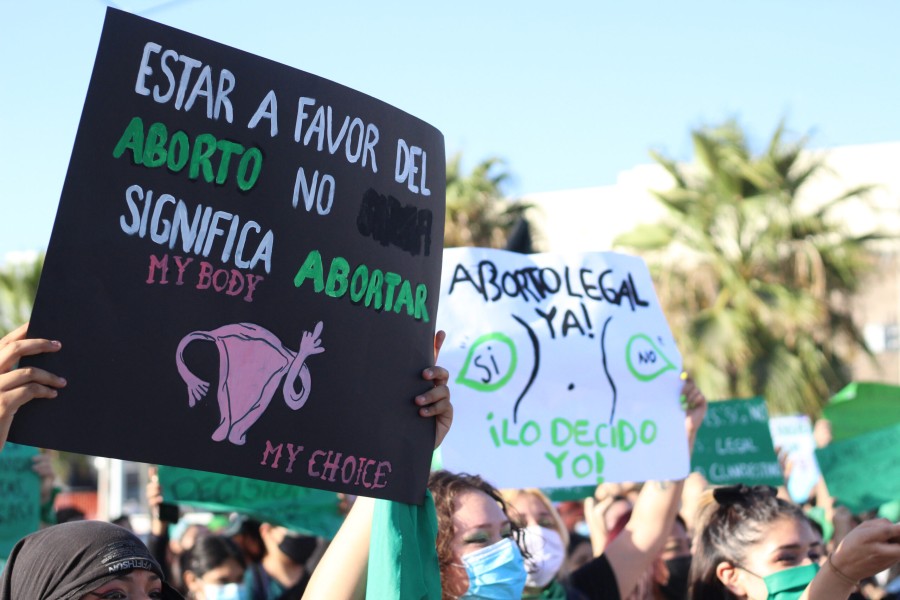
[325,256,350,298]
[215,139,245,184]
[594,423,609,447]
[414,283,429,323]
[189,133,218,182]
[167,130,190,171]
[365,269,384,310]
[640,420,657,444]
[293,250,325,292]
[574,419,592,447]
[572,453,593,478]
[383,272,402,311]
[144,121,168,167]
[501,419,519,446]
[237,147,263,191]
[551,417,573,446]
[617,420,637,451]
[112,116,145,164]
[544,451,568,479]
[487,412,501,448]
[393,280,414,316]
[349,264,368,303]
[521,421,541,446]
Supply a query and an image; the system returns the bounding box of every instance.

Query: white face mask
[203,582,248,600]
[521,525,565,589]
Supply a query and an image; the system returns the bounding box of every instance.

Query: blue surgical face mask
[573,520,590,538]
[203,582,249,600]
[459,537,527,599]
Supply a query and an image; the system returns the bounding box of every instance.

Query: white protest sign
[768,415,820,503]
[436,248,688,488]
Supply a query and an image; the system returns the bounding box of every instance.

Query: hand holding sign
[681,376,707,452]
[0,325,66,451]
[418,330,452,449]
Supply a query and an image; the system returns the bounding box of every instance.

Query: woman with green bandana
[690,485,900,600]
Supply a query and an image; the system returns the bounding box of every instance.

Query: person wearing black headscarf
[1,520,183,599]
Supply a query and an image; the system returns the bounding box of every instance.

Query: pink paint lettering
[146,253,263,301]
[260,440,305,473]
[307,449,391,489]
[173,256,194,285]
[147,253,170,284]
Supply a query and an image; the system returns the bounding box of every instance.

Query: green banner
[0,443,40,558]
[158,465,343,538]
[816,421,900,514]
[824,382,900,442]
[690,397,782,487]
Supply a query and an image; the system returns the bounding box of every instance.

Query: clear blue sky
[2,0,899,258]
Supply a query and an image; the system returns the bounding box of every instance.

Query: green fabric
[0,442,41,558]
[366,490,442,600]
[158,465,343,538]
[824,382,900,442]
[878,500,900,522]
[523,579,568,599]
[804,506,834,543]
[815,421,900,514]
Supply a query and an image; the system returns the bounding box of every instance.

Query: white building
[522,142,900,385]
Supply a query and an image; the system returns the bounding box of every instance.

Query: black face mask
[277,534,318,565]
[660,555,692,600]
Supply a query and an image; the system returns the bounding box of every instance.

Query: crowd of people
[1,323,899,600]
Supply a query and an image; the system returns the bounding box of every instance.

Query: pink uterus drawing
[175,322,325,445]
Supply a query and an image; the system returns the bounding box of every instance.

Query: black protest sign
[11,8,445,504]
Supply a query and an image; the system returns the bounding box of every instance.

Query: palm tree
[445,154,530,248]
[615,121,879,416]
[0,252,44,336]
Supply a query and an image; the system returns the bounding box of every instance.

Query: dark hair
[180,534,245,580]
[428,470,521,600]
[690,485,806,600]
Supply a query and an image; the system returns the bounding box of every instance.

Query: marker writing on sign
[448,261,650,310]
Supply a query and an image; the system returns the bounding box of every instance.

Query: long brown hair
[428,470,520,599]
[690,485,806,600]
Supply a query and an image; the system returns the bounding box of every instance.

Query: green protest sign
[816,421,900,514]
[158,465,343,538]
[691,397,783,486]
[0,443,40,558]
[824,382,900,442]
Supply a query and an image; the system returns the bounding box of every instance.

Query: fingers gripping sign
[0,324,67,450]
[416,330,452,449]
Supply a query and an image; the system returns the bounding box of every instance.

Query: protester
[690,484,900,600]
[181,535,247,600]
[243,524,317,600]
[304,375,704,600]
[502,488,570,597]
[0,520,182,599]
[430,470,528,599]
[649,516,692,600]
[556,500,595,582]
[222,515,265,566]
[0,324,450,599]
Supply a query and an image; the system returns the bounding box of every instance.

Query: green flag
[824,382,900,442]
[816,421,900,514]
[159,465,343,538]
[366,491,441,600]
[0,443,41,558]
